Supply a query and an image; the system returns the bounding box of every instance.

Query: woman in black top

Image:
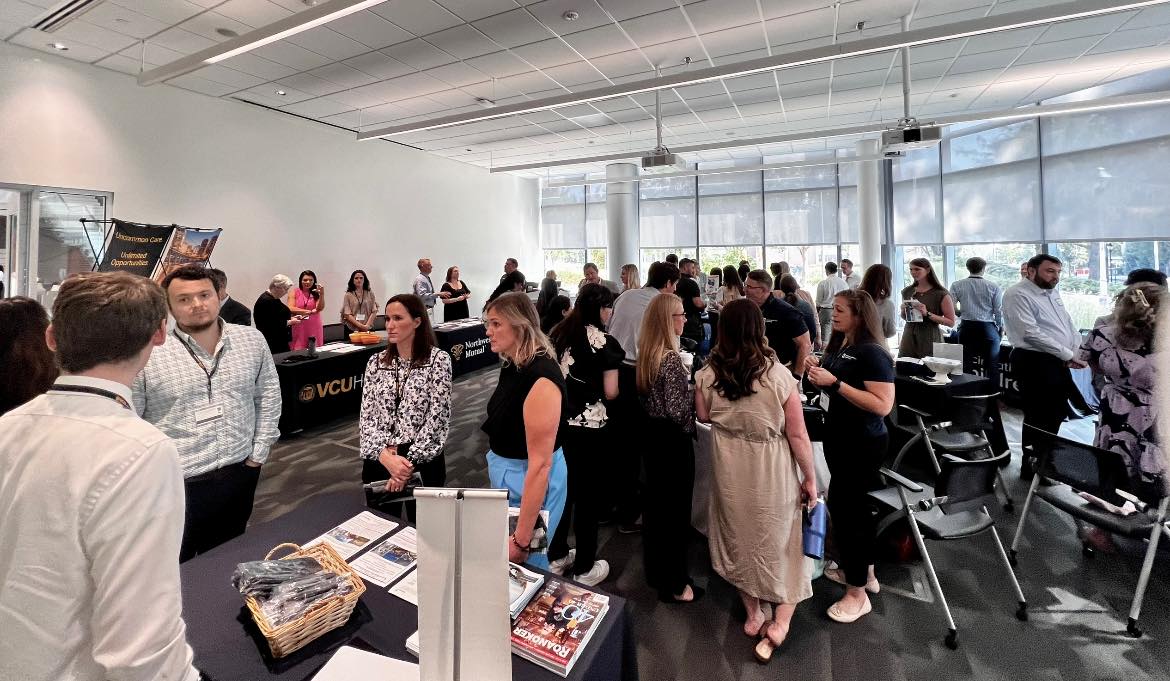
[540,295,570,334]
[536,270,558,316]
[487,270,526,305]
[482,292,568,570]
[546,284,624,585]
[439,266,471,322]
[802,289,894,624]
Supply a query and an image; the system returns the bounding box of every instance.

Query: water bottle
[307,335,317,358]
[803,496,828,560]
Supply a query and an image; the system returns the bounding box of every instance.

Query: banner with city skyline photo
[153,227,222,283]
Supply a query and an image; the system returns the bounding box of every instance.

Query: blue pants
[486,449,568,570]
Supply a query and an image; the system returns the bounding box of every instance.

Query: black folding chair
[1009,425,1170,638]
[888,393,1014,512]
[874,451,1027,650]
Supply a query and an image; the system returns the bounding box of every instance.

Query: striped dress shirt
[949,275,1003,327]
[133,321,282,477]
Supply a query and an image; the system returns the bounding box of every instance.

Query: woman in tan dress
[898,258,955,358]
[695,299,818,664]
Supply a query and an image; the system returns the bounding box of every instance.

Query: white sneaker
[548,549,576,575]
[572,559,610,586]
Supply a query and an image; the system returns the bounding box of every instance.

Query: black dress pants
[1011,347,1073,476]
[608,364,646,525]
[959,320,1001,388]
[181,460,262,562]
[824,432,887,588]
[549,425,607,574]
[362,451,447,521]
[642,417,695,598]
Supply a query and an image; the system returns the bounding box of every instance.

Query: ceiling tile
[426,24,500,59]
[561,24,632,59]
[54,20,137,53]
[681,0,760,34]
[98,52,151,74]
[472,8,549,48]
[589,50,652,79]
[119,41,183,64]
[1035,12,1133,43]
[65,2,169,39]
[369,0,461,36]
[344,51,415,79]
[251,40,333,70]
[10,28,109,61]
[948,46,1023,75]
[1089,26,1170,55]
[465,50,531,77]
[639,36,703,66]
[383,38,456,70]
[286,26,369,61]
[619,9,692,46]
[326,11,413,49]
[277,72,349,96]
[108,0,205,25]
[833,52,898,76]
[723,72,775,92]
[281,97,354,118]
[178,11,250,43]
[1014,36,1098,65]
[148,27,217,55]
[1126,4,1170,30]
[0,0,41,27]
[217,51,297,79]
[214,0,292,29]
[526,0,610,35]
[309,62,378,89]
[171,72,238,96]
[541,60,604,87]
[512,37,583,69]
[764,7,835,46]
[243,82,313,103]
[320,110,361,128]
[196,63,266,88]
[233,89,291,107]
[701,24,768,61]
[605,0,678,22]
[378,71,449,100]
[433,0,516,22]
[425,60,491,87]
[329,83,393,108]
[959,26,1044,55]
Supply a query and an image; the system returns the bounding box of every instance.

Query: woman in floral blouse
[359,293,452,520]
[637,293,701,603]
[546,284,624,586]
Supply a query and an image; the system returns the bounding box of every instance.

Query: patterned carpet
[253,367,1169,681]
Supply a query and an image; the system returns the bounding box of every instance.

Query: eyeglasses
[672,313,687,318]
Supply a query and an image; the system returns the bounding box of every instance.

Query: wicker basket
[243,542,366,658]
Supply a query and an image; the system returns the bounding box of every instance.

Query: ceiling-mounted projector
[881,119,942,157]
[642,147,688,174]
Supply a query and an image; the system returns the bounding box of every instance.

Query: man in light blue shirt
[950,257,1004,387]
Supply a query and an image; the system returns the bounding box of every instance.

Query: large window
[541,181,607,289]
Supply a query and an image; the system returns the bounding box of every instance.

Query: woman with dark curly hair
[695,299,817,662]
[0,297,57,416]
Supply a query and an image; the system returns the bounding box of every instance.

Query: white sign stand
[414,488,512,681]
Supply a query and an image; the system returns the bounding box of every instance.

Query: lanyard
[392,357,414,418]
[49,383,132,409]
[175,331,223,402]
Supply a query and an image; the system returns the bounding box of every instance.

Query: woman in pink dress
[289,269,325,350]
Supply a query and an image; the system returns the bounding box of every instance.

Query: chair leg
[984,509,1027,621]
[920,430,942,476]
[995,470,1014,514]
[905,511,958,649]
[1008,475,1042,566]
[890,431,926,474]
[1126,499,1170,638]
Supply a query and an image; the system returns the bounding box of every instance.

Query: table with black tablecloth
[181,492,634,681]
[433,319,500,377]
[273,341,387,435]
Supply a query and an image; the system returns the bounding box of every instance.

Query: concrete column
[856,138,883,269]
[605,162,639,282]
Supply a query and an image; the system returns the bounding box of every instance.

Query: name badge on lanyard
[356,313,367,322]
[194,403,224,426]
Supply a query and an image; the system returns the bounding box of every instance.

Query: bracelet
[510,534,529,552]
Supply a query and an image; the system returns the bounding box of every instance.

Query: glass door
[0,189,20,299]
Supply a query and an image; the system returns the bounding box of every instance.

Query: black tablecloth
[181,492,633,681]
[434,320,499,377]
[273,344,386,435]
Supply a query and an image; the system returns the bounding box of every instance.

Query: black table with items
[273,341,386,435]
[433,318,500,377]
[180,491,634,681]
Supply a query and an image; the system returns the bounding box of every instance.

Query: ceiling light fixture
[474,97,496,108]
[488,89,1170,173]
[562,10,579,21]
[275,89,287,95]
[358,0,1170,140]
[48,42,68,51]
[215,28,239,38]
[137,0,391,86]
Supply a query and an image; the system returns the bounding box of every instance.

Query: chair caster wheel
[1016,603,1028,621]
[1082,543,1095,558]
[1008,549,1018,567]
[945,630,958,650]
[1127,618,1143,638]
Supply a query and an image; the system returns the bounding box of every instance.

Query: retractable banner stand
[97,220,175,277]
[154,227,222,283]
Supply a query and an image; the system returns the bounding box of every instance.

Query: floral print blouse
[558,325,625,429]
[643,351,695,433]
[358,346,452,464]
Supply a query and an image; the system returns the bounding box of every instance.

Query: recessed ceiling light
[474,97,496,108]
[215,28,239,38]
[949,93,959,98]
[48,42,68,51]
[562,10,579,21]
[465,148,472,152]
[303,0,318,5]
[275,89,287,96]
[114,17,129,23]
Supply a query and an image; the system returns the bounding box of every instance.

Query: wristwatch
[829,379,843,393]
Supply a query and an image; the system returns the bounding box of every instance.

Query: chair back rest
[370,314,387,331]
[936,451,1011,510]
[1023,424,1134,506]
[321,323,346,343]
[946,393,999,432]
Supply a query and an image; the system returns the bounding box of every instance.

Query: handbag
[802,497,828,560]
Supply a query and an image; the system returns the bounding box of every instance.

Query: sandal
[753,621,788,664]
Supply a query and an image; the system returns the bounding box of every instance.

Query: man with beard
[1003,254,1084,479]
[133,264,281,560]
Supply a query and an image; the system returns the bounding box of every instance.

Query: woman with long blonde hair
[636,293,701,603]
[481,292,568,570]
[620,263,641,293]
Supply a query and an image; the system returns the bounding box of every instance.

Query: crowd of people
[0,247,1165,676]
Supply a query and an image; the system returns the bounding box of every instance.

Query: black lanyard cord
[49,383,132,409]
[175,331,223,402]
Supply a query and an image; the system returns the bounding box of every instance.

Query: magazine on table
[350,527,417,587]
[510,578,610,677]
[304,511,399,560]
[388,568,419,605]
[508,562,545,620]
[507,507,550,554]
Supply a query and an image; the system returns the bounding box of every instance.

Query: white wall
[0,42,540,316]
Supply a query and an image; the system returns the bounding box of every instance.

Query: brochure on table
[305,511,399,560]
[350,527,418,587]
[312,646,418,680]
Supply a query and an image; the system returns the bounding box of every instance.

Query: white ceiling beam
[489,90,1170,173]
[136,0,391,86]
[359,0,1170,140]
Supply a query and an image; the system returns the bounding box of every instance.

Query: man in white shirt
[1002,254,1085,479]
[606,261,680,533]
[840,259,862,289]
[816,262,849,343]
[133,264,282,560]
[0,271,200,681]
[413,257,449,320]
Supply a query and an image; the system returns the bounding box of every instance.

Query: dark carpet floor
[254,367,1169,681]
